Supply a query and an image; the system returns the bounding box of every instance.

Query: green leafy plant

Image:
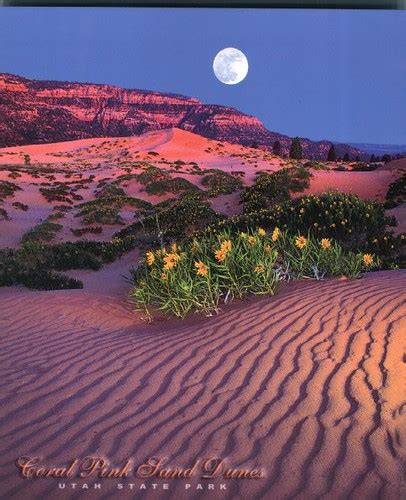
[130,228,378,321]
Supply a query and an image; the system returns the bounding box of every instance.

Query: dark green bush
[21,221,63,244]
[39,186,73,204]
[12,201,29,211]
[144,177,199,196]
[201,170,243,196]
[351,162,379,172]
[136,166,169,185]
[117,193,224,242]
[0,207,9,220]
[76,196,152,225]
[240,167,312,213]
[70,226,103,237]
[205,192,399,253]
[0,236,139,290]
[0,180,21,198]
[385,173,405,207]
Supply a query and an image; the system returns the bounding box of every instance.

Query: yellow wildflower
[215,249,226,262]
[146,251,155,266]
[247,236,257,246]
[321,238,331,250]
[160,273,168,281]
[271,227,280,242]
[363,254,374,266]
[265,244,272,253]
[295,235,307,249]
[195,261,208,277]
[220,240,232,253]
[239,232,248,239]
[254,265,265,273]
[163,253,180,270]
[257,227,266,237]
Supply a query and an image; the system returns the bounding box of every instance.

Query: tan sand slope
[0,270,405,499]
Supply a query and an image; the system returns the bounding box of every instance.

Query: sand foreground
[0,270,405,499]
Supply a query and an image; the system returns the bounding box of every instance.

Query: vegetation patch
[144,177,199,196]
[21,220,63,245]
[201,170,244,196]
[76,195,152,225]
[130,228,379,320]
[385,173,405,208]
[204,192,403,267]
[116,193,224,243]
[303,160,329,171]
[12,201,29,211]
[39,185,75,204]
[240,167,312,212]
[70,226,103,237]
[351,162,379,172]
[0,207,9,220]
[0,237,137,290]
[136,166,169,185]
[0,180,22,199]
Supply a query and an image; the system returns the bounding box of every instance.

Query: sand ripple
[0,271,405,499]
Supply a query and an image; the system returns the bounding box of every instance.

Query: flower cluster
[130,227,379,321]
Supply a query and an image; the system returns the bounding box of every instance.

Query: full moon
[213,47,249,85]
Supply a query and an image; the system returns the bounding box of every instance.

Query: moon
[213,47,249,85]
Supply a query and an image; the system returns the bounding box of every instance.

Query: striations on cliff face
[0,73,365,160]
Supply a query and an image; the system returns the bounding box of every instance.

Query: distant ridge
[0,73,366,160]
[347,142,406,156]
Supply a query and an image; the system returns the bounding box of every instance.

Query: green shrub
[12,201,29,211]
[136,166,169,185]
[240,167,312,212]
[385,173,405,207]
[95,184,126,198]
[130,228,378,321]
[0,180,21,198]
[39,185,73,204]
[21,221,63,244]
[207,192,396,253]
[351,162,379,172]
[0,236,140,290]
[144,177,199,196]
[117,194,224,242]
[0,207,10,220]
[201,170,243,196]
[76,196,152,225]
[303,160,329,171]
[70,226,103,237]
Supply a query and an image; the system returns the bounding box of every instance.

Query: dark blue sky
[0,8,405,144]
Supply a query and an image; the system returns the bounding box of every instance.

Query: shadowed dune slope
[0,271,405,499]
